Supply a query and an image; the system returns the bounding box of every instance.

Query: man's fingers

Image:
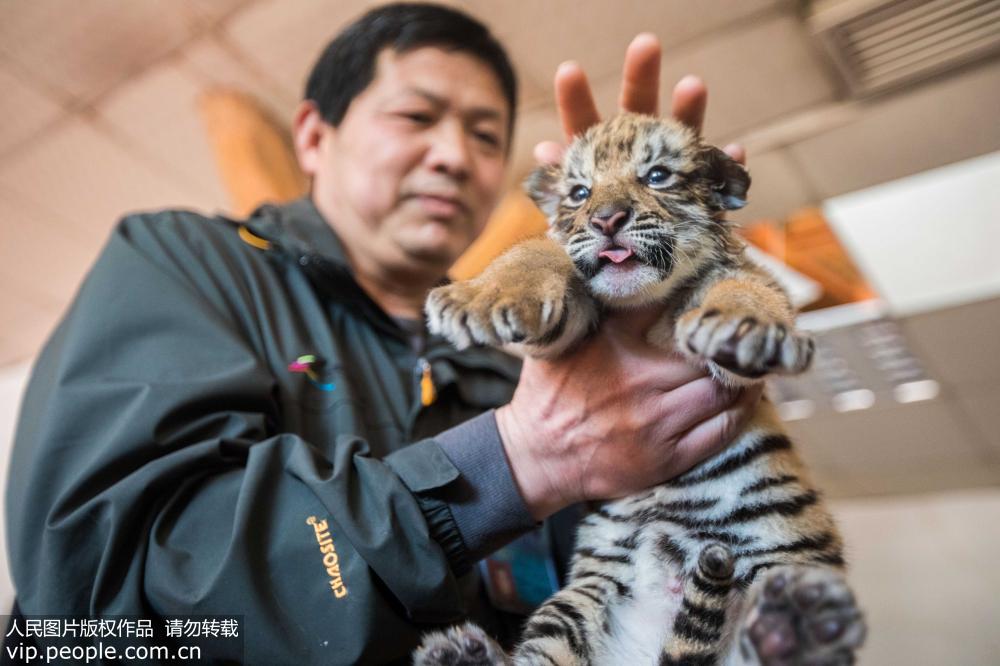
[670,75,708,134]
[619,33,661,115]
[723,143,746,166]
[657,376,741,436]
[669,384,764,474]
[533,140,565,166]
[651,359,712,392]
[549,39,740,168]
[555,61,600,140]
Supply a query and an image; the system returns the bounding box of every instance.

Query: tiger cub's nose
[590,205,632,237]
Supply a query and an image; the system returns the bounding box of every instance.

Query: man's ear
[701,146,750,211]
[523,164,562,219]
[293,100,327,176]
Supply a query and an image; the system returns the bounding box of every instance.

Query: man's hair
[305,2,518,137]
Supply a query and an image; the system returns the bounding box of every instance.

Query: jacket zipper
[418,357,436,407]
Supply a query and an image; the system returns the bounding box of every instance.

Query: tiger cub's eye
[569,185,591,203]
[644,166,673,188]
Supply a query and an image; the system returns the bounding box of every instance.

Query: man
[6,3,756,663]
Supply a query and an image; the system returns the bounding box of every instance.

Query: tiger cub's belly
[593,534,686,665]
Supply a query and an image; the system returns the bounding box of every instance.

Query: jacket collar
[238,197,521,380]
[245,196,351,269]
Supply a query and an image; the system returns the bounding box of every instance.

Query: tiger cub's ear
[700,146,751,211]
[524,164,563,219]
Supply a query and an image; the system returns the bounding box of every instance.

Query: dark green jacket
[6,198,531,664]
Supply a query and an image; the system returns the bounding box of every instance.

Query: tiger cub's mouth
[576,232,678,305]
[597,246,635,264]
[592,234,675,277]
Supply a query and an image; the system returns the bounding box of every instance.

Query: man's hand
[498,35,760,521]
[497,305,762,521]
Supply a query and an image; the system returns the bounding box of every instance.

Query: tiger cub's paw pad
[743,566,866,666]
[426,281,566,349]
[413,623,506,666]
[677,309,814,378]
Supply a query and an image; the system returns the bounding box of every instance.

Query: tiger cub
[416,113,866,666]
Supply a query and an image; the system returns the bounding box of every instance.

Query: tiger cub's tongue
[598,247,634,264]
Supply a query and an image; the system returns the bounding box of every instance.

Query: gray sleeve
[434,410,537,562]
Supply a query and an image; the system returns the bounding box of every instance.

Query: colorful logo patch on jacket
[288,354,335,392]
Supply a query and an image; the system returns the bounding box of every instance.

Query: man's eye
[401,112,433,124]
[569,185,590,203]
[644,166,674,187]
[474,131,500,147]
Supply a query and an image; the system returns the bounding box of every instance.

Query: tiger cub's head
[526,113,750,307]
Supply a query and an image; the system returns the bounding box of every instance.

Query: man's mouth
[410,193,467,218]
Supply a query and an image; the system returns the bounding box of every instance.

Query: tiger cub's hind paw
[740,566,866,666]
[414,623,509,666]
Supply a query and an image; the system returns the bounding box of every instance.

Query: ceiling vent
[810,0,1000,97]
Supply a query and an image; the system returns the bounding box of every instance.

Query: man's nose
[590,205,632,236]
[427,121,471,180]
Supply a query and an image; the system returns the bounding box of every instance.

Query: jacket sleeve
[5,215,501,664]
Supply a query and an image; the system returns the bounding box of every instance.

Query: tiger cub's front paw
[676,307,814,380]
[426,279,568,350]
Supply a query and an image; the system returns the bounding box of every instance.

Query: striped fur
[545,411,843,665]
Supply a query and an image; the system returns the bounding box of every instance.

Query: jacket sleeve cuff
[383,439,471,576]
[433,410,537,562]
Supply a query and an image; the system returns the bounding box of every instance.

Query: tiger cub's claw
[676,308,814,380]
[426,279,568,350]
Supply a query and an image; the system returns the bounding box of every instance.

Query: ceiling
[1,1,999,501]
[788,296,1000,499]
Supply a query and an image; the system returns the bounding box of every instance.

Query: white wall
[833,488,1000,665]
[0,359,31,612]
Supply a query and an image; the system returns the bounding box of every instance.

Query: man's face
[308,46,510,276]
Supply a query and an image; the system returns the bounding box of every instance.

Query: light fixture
[832,389,876,413]
[777,399,816,422]
[893,379,940,404]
